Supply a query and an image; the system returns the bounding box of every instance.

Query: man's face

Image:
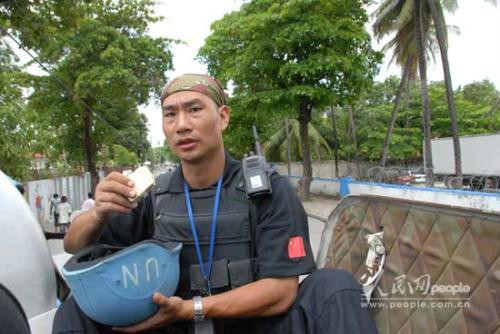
[162,91,229,164]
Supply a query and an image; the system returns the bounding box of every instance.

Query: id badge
[194,319,215,334]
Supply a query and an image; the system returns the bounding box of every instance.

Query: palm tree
[263,118,332,166]
[425,0,497,187]
[376,17,441,167]
[375,0,497,186]
[424,0,461,186]
[414,0,434,186]
[374,17,419,167]
[379,57,412,167]
[373,0,435,185]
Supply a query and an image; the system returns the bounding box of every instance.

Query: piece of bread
[126,166,155,202]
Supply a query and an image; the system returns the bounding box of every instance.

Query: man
[81,192,95,211]
[58,196,72,233]
[50,193,60,228]
[59,74,376,333]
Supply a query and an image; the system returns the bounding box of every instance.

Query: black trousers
[53,269,377,334]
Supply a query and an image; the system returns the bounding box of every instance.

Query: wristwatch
[193,296,205,322]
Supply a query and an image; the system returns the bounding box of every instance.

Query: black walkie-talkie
[242,125,272,197]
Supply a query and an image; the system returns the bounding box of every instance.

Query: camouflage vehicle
[317,195,500,333]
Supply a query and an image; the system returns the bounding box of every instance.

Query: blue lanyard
[183,175,223,295]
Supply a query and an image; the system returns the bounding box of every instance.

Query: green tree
[461,80,500,110]
[351,77,500,164]
[263,118,331,163]
[373,0,435,185]
[199,0,381,198]
[425,0,496,185]
[0,38,32,179]
[114,113,151,162]
[112,144,138,167]
[9,1,174,190]
[373,9,429,166]
[374,0,497,186]
[429,81,499,137]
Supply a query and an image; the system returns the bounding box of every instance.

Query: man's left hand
[113,293,189,333]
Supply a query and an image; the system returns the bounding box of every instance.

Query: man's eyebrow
[162,104,176,112]
[162,98,205,112]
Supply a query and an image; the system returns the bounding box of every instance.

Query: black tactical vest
[151,171,258,299]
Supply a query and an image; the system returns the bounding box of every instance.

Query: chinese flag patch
[288,236,306,259]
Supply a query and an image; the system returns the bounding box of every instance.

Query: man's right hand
[64,172,137,253]
[92,172,138,222]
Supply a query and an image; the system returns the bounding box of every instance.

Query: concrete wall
[289,176,500,213]
[26,173,91,224]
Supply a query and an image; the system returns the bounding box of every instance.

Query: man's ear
[219,105,230,131]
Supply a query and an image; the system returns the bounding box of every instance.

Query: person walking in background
[58,196,72,233]
[35,194,43,222]
[49,194,60,229]
[80,192,95,211]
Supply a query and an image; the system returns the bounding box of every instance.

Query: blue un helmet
[62,240,182,326]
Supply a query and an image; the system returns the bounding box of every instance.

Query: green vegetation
[1,0,173,188]
[112,144,139,167]
[316,78,500,163]
[0,39,31,179]
[373,0,497,185]
[223,77,500,167]
[0,0,499,192]
[199,0,381,198]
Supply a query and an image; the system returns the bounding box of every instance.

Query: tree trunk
[426,0,462,188]
[298,101,313,201]
[347,105,361,178]
[330,105,340,177]
[404,79,412,128]
[285,117,292,176]
[83,102,98,192]
[380,58,411,167]
[414,0,434,186]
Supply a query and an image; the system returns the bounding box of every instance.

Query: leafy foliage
[343,77,500,163]
[2,0,174,185]
[0,39,32,179]
[199,0,381,196]
[200,0,381,109]
[112,144,138,167]
[263,118,331,162]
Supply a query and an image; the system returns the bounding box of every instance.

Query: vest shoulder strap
[148,171,175,235]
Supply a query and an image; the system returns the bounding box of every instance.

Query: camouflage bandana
[160,73,227,107]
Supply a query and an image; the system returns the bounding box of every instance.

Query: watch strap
[193,296,205,322]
